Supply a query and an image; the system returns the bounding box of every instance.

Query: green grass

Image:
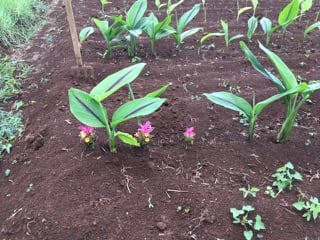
[0,0,48,48]
[0,56,30,102]
[0,109,24,158]
[0,57,30,159]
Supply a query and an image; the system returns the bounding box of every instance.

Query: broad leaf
[116,131,140,146]
[230,208,245,218]
[300,0,313,15]
[111,97,166,127]
[278,0,299,27]
[127,0,147,29]
[167,0,184,16]
[247,16,258,40]
[254,215,266,230]
[181,28,202,41]
[259,42,298,90]
[90,63,146,101]
[145,84,169,98]
[293,201,305,211]
[260,17,272,34]
[79,27,94,42]
[254,87,298,116]
[177,4,201,33]
[243,205,255,212]
[68,88,108,128]
[203,92,253,119]
[243,230,253,240]
[240,41,285,91]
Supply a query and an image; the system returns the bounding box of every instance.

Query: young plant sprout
[230,205,265,240]
[200,20,243,49]
[184,127,195,149]
[69,63,166,153]
[172,3,202,49]
[293,188,320,222]
[79,125,96,148]
[135,121,154,145]
[240,41,320,142]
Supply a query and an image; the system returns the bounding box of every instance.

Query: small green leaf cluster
[79,0,202,58]
[264,162,302,198]
[230,205,265,240]
[239,186,260,198]
[293,190,320,222]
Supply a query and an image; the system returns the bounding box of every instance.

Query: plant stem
[105,122,117,153]
[277,96,308,142]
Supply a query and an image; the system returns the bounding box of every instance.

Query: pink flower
[184,127,195,139]
[138,121,154,134]
[79,125,94,135]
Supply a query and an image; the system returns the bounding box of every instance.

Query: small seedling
[155,0,166,10]
[293,189,320,222]
[304,21,320,39]
[239,186,260,198]
[200,20,243,49]
[247,16,258,42]
[230,205,265,240]
[172,3,202,49]
[271,162,302,196]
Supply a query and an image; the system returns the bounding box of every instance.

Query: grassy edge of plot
[0,0,48,48]
[0,0,49,159]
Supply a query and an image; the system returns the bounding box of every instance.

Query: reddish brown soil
[1,0,320,239]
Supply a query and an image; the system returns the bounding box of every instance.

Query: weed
[0,109,24,158]
[293,188,320,222]
[230,205,265,240]
[266,162,302,198]
[239,186,260,198]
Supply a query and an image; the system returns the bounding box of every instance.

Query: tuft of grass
[0,109,24,158]
[0,0,48,48]
[0,56,30,102]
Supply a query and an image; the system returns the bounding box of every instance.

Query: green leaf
[292,171,303,181]
[254,87,298,116]
[239,41,285,91]
[243,205,255,212]
[177,4,201,33]
[167,0,184,16]
[254,215,266,230]
[237,7,252,21]
[300,0,313,15]
[260,17,272,34]
[203,92,253,119]
[145,84,169,98]
[127,0,147,28]
[68,88,108,128]
[285,161,294,169]
[293,201,305,211]
[228,34,243,44]
[90,63,146,101]
[259,42,298,90]
[243,230,253,240]
[116,131,140,146]
[251,0,258,11]
[304,21,320,37]
[181,28,202,42]
[79,27,94,42]
[247,16,258,40]
[111,97,166,127]
[278,0,299,28]
[200,32,225,45]
[230,208,245,218]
